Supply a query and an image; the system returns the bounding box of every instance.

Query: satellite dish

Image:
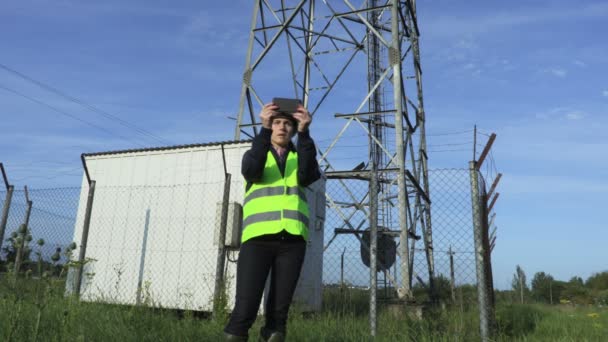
[360,229,397,271]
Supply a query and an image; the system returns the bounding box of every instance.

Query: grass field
[1,276,607,341]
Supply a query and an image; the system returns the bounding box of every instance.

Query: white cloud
[156,110,237,144]
[493,113,608,173]
[603,90,608,97]
[183,12,214,34]
[175,11,249,54]
[6,0,189,19]
[504,174,608,195]
[454,37,478,50]
[574,60,586,67]
[542,68,567,78]
[427,34,479,64]
[565,111,585,120]
[534,107,586,121]
[462,62,482,75]
[423,3,608,39]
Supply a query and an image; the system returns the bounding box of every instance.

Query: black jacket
[242,127,321,191]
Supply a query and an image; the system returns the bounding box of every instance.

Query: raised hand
[259,103,279,129]
[292,105,312,132]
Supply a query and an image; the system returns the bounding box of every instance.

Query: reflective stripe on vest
[242,209,309,229]
[243,186,307,207]
[242,150,309,242]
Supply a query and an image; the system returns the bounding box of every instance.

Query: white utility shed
[67,141,325,312]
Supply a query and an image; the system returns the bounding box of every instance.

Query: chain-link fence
[429,169,478,301]
[322,169,481,301]
[0,187,80,278]
[321,167,496,338]
[0,177,323,310]
[71,181,230,311]
[0,166,495,337]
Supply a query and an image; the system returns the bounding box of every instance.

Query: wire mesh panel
[323,178,374,289]
[69,181,228,311]
[427,169,477,302]
[0,187,80,278]
[1,165,493,336]
[321,168,481,307]
[60,177,326,313]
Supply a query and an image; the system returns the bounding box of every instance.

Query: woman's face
[271,117,295,147]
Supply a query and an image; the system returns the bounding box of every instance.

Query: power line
[316,133,368,143]
[6,201,76,221]
[427,141,473,148]
[426,129,473,137]
[427,148,470,153]
[0,84,147,148]
[0,62,172,146]
[476,129,492,137]
[8,160,75,167]
[7,160,76,170]
[320,144,369,149]
[11,166,83,182]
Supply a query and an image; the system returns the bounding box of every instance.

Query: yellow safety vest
[241,150,309,243]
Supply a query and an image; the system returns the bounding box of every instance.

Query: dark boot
[225,332,248,341]
[266,332,285,342]
[259,328,285,342]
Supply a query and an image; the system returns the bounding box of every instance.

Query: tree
[511,265,529,304]
[531,272,556,304]
[569,276,584,287]
[586,271,608,291]
[561,277,590,304]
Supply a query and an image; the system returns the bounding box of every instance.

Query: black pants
[224,231,306,338]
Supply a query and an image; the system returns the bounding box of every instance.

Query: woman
[224,102,321,341]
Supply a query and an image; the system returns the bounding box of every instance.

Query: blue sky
[1,0,607,289]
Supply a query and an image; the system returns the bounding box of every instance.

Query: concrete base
[383,300,428,320]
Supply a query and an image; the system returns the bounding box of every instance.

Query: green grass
[1,277,607,341]
[527,305,608,341]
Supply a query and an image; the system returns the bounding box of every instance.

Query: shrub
[496,304,545,337]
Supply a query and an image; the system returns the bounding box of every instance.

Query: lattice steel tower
[233,0,435,316]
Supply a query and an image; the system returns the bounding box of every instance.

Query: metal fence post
[14,187,33,274]
[341,247,346,289]
[75,180,96,297]
[0,185,14,258]
[479,187,497,317]
[449,246,456,303]
[469,161,493,341]
[136,209,151,305]
[213,173,231,317]
[369,157,378,337]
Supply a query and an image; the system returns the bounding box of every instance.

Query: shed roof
[82,140,252,158]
